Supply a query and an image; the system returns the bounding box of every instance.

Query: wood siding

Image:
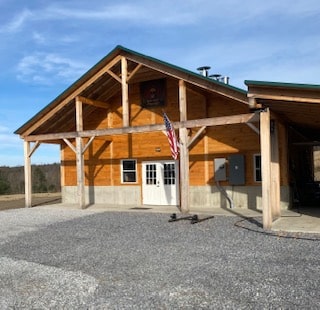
[61,78,288,187]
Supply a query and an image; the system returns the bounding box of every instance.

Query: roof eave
[245,80,320,91]
[15,46,124,135]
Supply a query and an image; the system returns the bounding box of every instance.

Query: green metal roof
[245,80,320,90]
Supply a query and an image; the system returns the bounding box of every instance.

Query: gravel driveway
[0,207,319,309]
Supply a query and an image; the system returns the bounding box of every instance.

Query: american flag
[163,112,179,160]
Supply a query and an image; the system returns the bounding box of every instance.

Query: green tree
[32,167,48,193]
[0,172,11,194]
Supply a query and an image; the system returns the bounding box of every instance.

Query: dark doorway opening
[289,127,320,207]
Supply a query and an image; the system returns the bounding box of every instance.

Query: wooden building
[15,46,320,229]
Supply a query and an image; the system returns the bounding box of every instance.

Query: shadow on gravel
[0,195,62,211]
[234,217,320,241]
[31,197,62,207]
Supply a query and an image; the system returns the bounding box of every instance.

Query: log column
[179,80,189,214]
[24,141,41,208]
[24,141,32,208]
[271,120,281,219]
[75,97,85,209]
[121,56,129,127]
[260,109,272,229]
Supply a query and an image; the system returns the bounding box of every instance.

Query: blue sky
[1,0,320,166]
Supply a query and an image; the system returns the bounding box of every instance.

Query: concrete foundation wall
[189,185,290,210]
[62,186,141,205]
[62,185,290,209]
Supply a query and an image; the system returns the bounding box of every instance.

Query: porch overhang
[246,80,320,229]
[246,80,320,142]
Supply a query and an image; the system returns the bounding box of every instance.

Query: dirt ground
[0,193,62,211]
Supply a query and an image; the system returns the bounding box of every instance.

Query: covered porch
[246,80,320,229]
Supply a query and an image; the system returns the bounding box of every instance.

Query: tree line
[0,163,61,195]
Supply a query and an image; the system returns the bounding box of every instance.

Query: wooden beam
[127,63,142,82]
[187,126,206,149]
[63,136,95,155]
[76,136,85,209]
[63,138,76,153]
[248,97,258,108]
[75,98,85,209]
[248,93,320,104]
[76,95,110,110]
[22,55,122,137]
[246,123,260,135]
[179,80,187,121]
[260,109,272,229]
[76,97,83,131]
[25,113,260,142]
[106,69,122,84]
[271,121,281,219]
[179,80,190,214]
[82,136,95,154]
[28,141,41,157]
[24,141,32,208]
[121,56,129,127]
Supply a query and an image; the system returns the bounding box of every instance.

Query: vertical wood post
[271,120,281,219]
[24,141,32,208]
[260,109,272,229]
[75,97,85,209]
[179,80,189,214]
[121,56,129,127]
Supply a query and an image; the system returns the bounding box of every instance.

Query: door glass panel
[164,163,175,185]
[146,164,157,185]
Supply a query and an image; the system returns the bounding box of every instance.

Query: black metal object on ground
[169,213,214,224]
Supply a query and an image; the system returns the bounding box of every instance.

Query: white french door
[142,161,179,206]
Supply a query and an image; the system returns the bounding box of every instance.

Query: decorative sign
[140,79,166,107]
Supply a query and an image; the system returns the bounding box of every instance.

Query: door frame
[142,160,180,206]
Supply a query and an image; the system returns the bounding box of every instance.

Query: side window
[254,154,262,182]
[121,160,137,183]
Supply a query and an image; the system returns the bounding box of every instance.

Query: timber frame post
[24,141,41,208]
[121,56,129,127]
[179,80,190,214]
[270,119,281,219]
[260,108,272,229]
[24,141,32,208]
[75,97,86,209]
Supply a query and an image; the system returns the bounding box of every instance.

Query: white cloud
[16,52,88,85]
[44,3,198,25]
[0,2,200,32]
[0,8,32,33]
[1,0,320,35]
